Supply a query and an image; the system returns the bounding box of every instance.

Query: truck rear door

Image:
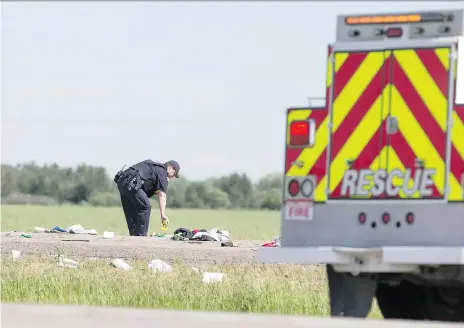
[328,46,455,200]
[386,47,452,199]
[328,50,391,199]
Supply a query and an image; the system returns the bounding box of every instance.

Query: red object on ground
[192,228,200,234]
[262,241,277,247]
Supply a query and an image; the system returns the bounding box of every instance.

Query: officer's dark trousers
[117,184,151,236]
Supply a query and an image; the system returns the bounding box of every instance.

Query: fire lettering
[289,206,309,217]
[340,169,436,197]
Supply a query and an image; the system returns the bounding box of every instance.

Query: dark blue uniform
[115,160,169,236]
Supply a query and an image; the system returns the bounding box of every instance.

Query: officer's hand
[161,215,170,226]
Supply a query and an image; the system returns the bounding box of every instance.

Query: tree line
[1,162,283,210]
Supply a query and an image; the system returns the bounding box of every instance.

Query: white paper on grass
[148,259,173,273]
[11,250,21,261]
[58,256,78,269]
[202,272,224,284]
[112,259,132,271]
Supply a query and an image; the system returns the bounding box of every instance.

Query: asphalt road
[2,303,462,328]
[0,232,265,265]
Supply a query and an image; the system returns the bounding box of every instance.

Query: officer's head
[166,160,180,178]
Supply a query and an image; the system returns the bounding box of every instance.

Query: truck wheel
[375,280,427,320]
[425,287,464,322]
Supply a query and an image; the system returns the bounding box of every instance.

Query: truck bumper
[256,246,464,273]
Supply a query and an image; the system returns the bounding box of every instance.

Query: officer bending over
[114,160,180,236]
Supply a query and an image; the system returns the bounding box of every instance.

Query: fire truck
[257,9,464,321]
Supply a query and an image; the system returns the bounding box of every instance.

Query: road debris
[172,227,230,242]
[103,231,115,239]
[58,256,78,269]
[262,236,281,247]
[34,227,51,233]
[202,272,224,284]
[34,224,97,235]
[111,259,132,271]
[148,259,173,273]
[221,241,238,247]
[152,232,168,238]
[191,267,203,274]
[11,250,21,261]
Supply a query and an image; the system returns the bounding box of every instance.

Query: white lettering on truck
[340,169,436,197]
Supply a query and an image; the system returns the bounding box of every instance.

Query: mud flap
[327,264,377,317]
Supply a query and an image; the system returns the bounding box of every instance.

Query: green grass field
[1,204,280,240]
[0,205,382,318]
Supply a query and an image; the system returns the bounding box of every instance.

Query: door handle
[386,116,399,135]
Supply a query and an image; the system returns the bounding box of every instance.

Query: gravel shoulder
[1,232,267,266]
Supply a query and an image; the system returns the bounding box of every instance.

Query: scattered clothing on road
[171,227,230,242]
[262,236,281,247]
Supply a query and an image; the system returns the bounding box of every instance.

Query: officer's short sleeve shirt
[131,160,169,197]
[153,165,168,193]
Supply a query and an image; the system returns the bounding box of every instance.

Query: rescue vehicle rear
[258,9,464,322]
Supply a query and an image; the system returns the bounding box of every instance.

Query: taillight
[406,212,414,224]
[358,212,367,224]
[288,179,300,197]
[289,119,316,147]
[382,212,391,224]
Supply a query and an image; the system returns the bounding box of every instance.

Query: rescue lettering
[340,169,436,197]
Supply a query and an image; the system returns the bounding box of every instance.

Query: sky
[2,1,463,181]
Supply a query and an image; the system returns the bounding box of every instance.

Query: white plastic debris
[191,267,201,273]
[34,227,50,233]
[148,259,173,273]
[58,256,78,269]
[11,250,21,261]
[66,224,84,233]
[112,259,132,271]
[103,231,115,239]
[66,224,98,235]
[202,272,224,284]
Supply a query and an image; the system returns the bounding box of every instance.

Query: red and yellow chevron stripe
[286,45,464,202]
[285,46,334,202]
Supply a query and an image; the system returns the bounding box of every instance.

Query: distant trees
[1,162,283,210]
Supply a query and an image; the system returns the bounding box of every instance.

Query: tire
[425,287,464,322]
[376,281,464,322]
[375,280,427,320]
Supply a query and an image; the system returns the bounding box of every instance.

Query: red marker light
[358,212,367,224]
[406,212,414,224]
[382,212,391,224]
[289,121,310,146]
[386,27,403,38]
[288,179,300,197]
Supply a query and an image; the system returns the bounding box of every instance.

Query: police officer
[114,160,180,236]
